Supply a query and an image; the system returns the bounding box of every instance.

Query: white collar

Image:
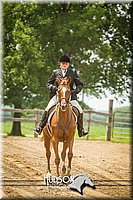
[61,69,67,72]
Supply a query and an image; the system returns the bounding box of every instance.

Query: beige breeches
[45,95,83,113]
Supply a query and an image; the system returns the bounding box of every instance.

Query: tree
[3,2,132,135]
[3,3,48,135]
[31,2,131,99]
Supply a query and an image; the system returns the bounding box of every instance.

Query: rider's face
[60,62,69,70]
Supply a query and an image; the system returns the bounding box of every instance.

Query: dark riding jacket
[46,68,83,100]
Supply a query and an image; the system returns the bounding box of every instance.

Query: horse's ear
[67,77,71,85]
[56,78,62,85]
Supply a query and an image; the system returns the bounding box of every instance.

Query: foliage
[3,3,49,109]
[3,2,132,109]
[78,100,91,110]
[3,2,132,135]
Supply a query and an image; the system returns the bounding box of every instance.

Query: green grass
[1,122,35,136]
[75,124,106,141]
[1,122,131,144]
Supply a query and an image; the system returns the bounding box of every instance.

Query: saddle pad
[47,105,57,126]
[72,106,79,123]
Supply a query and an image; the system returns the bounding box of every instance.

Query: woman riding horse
[43,77,76,177]
[34,54,89,137]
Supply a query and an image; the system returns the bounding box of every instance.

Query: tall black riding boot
[34,110,48,135]
[77,113,89,137]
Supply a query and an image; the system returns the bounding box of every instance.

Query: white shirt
[61,69,67,77]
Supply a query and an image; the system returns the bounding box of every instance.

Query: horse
[43,77,76,177]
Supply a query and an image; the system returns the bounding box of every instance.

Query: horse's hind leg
[66,138,74,176]
[52,139,60,177]
[61,141,68,176]
[44,135,51,174]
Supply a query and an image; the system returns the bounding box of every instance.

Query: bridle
[56,83,72,136]
[57,84,70,111]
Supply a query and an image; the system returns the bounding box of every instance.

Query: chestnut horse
[43,77,76,177]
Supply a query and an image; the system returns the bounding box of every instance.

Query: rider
[34,54,89,137]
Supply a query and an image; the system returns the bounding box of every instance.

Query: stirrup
[78,130,89,137]
[82,131,89,137]
[34,127,42,135]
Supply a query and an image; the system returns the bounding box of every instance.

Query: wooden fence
[1,100,114,140]
[84,99,113,141]
[1,108,44,137]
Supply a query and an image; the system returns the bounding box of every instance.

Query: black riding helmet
[59,55,70,63]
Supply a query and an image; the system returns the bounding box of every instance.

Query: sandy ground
[1,136,132,199]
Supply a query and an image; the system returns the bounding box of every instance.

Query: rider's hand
[51,86,58,93]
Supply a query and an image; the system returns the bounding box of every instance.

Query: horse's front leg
[52,139,60,177]
[66,138,74,176]
[61,141,69,176]
[44,134,51,175]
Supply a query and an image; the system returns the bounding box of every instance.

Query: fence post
[34,112,39,138]
[105,99,113,141]
[86,112,91,140]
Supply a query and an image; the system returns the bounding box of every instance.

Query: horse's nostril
[61,102,66,107]
[60,103,67,111]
